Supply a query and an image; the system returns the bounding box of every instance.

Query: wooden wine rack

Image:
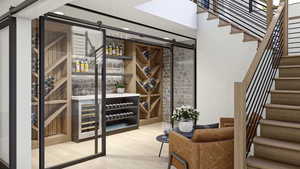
[125,43,163,125]
[31,21,71,148]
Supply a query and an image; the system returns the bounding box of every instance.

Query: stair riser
[271,93,300,106]
[254,144,300,166]
[275,79,300,90]
[266,107,300,123]
[280,57,300,66]
[261,124,300,143]
[279,67,300,77]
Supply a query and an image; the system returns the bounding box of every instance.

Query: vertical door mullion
[170,44,174,128]
[8,17,17,169]
[101,29,106,155]
[38,16,45,169]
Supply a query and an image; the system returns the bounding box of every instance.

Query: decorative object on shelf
[115,82,125,93]
[172,105,200,133]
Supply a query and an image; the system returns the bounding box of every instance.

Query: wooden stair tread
[265,104,300,110]
[270,90,300,94]
[230,26,243,34]
[247,156,300,169]
[254,136,300,152]
[218,19,231,27]
[244,33,260,42]
[275,77,300,80]
[279,65,300,68]
[282,55,300,58]
[261,119,300,129]
[207,13,218,20]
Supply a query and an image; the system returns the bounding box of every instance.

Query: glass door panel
[0,18,16,169]
[33,17,106,169]
[0,24,10,167]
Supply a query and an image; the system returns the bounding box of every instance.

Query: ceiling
[54,0,197,43]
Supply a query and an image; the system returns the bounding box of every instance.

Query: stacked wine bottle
[106,112,135,121]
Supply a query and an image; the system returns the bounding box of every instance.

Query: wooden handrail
[234,2,287,169]
[243,3,285,88]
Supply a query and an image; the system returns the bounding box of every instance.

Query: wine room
[31,7,196,169]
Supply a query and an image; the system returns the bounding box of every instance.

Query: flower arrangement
[172,105,200,121]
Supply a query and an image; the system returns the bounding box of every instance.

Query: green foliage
[115,82,125,88]
[171,105,200,121]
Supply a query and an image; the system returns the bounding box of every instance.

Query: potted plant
[172,105,200,132]
[115,82,125,93]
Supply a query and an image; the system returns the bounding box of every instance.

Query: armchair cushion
[191,127,234,142]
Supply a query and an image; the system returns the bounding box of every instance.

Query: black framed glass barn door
[36,15,106,169]
[0,17,17,169]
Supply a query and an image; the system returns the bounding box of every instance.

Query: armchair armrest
[169,132,199,169]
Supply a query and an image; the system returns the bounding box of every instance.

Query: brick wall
[162,47,195,122]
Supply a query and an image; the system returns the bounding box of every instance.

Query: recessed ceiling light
[164,37,170,40]
[54,11,64,15]
[122,27,130,31]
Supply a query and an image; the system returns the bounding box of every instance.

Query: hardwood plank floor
[32,122,171,169]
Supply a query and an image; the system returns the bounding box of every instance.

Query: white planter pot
[178,119,193,133]
[117,88,125,93]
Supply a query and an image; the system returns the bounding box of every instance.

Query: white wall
[0,26,10,164]
[135,0,198,29]
[16,17,32,169]
[196,13,257,124]
[289,2,300,17]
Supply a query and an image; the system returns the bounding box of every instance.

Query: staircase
[195,0,298,168]
[247,55,300,169]
[199,11,261,44]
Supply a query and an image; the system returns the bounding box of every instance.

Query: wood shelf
[45,35,66,51]
[136,81,148,94]
[150,65,161,78]
[72,72,133,77]
[32,100,67,106]
[126,43,163,125]
[136,47,148,64]
[45,104,67,127]
[139,103,149,113]
[136,63,149,80]
[107,55,132,60]
[45,55,68,75]
[45,77,68,100]
[150,97,160,113]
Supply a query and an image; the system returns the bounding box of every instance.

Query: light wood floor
[32,122,171,169]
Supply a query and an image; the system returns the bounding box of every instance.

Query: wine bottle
[116,44,120,56]
[80,61,85,72]
[76,60,80,72]
[143,66,151,76]
[112,42,116,56]
[119,46,124,56]
[108,43,113,56]
[84,59,89,72]
[105,45,109,55]
[142,50,150,60]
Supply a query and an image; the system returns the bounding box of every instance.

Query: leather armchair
[168,127,234,169]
